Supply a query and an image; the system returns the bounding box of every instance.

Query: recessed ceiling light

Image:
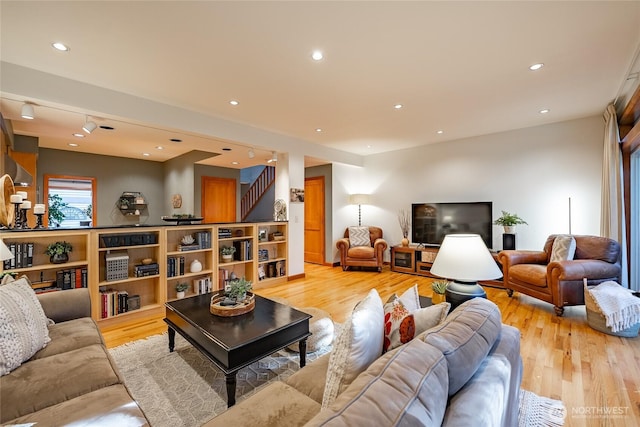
[222,147,232,151]
[142,153,150,157]
[539,109,550,114]
[229,100,239,106]
[436,130,444,134]
[52,42,69,52]
[394,104,403,109]
[367,145,372,149]
[155,146,164,150]
[529,63,544,71]
[99,125,114,130]
[72,133,84,138]
[315,128,322,132]
[68,143,78,147]
[170,138,182,143]
[311,50,323,61]
[231,161,239,165]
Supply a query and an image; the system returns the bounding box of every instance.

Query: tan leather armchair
[498,235,621,316]
[336,226,388,272]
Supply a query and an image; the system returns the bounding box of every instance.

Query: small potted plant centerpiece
[220,246,236,263]
[175,282,189,299]
[226,277,253,303]
[431,279,448,304]
[45,241,73,264]
[210,277,255,316]
[494,210,528,234]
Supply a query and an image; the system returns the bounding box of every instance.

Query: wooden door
[304,176,325,264]
[202,176,236,223]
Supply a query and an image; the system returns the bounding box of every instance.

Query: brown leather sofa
[498,235,621,316]
[336,226,388,272]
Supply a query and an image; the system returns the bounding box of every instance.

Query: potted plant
[431,279,448,304]
[45,241,73,264]
[397,209,410,247]
[494,210,528,233]
[175,282,189,299]
[119,197,131,210]
[220,246,236,263]
[226,278,252,302]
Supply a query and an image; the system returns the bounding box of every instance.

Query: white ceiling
[1,1,639,169]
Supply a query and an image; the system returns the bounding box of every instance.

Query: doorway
[304,176,325,264]
[202,176,236,222]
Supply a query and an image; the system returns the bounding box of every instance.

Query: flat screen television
[411,202,493,248]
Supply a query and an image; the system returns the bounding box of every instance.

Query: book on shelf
[192,275,213,295]
[99,289,132,318]
[178,244,201,251]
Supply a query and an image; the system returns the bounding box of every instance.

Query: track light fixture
[82,117,97,134]
[267,151,278,163]
[21,103,35,120]
[248,148,255,159]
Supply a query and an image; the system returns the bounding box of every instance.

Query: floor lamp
[349,194,370,226]
[430,234,502,310]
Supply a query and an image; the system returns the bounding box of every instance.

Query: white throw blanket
[588,281,640,332]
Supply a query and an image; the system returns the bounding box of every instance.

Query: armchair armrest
[37,288,91,323]
[498,250,547,267]
[373,238,388,251]
[336,238,350,251]
[549,259,621,282]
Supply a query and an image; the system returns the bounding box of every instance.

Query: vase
[432,293,446,304]
[221,254,233,263]
[190,259,203,273]
[503,226,515,234]
[176,291,185,299]
[401,237,409,247]
[50,253,69,264]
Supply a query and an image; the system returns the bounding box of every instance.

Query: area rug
[110,333,565,427]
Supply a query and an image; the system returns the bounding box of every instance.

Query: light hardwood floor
[109,263,640,427]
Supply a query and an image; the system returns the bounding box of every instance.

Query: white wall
[331,115,604,261]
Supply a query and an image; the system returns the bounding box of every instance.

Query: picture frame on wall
[290,188,304,203]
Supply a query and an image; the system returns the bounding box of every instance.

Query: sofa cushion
[383,293,450,352]
[5,384,149,427]
[30,318,105,360]
[322,289,383,408]
[285,353,330,404]
[550,234,576,263]
[0,343,121,422]
[346,245,374,259]
[201,381,321,427]
[348,226,371,247]
[0,276,51,376]
[510,264,548,288]
[306,338,449,427]
[421,298,502,396]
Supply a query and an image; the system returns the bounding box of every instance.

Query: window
[44,175,96,228]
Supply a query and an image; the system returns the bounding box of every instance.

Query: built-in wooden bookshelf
[0,221,287,335]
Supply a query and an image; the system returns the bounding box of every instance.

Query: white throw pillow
[550,235,576,263]
[398,284,421,312]
[0,276,51,376]
[348,226,371,247]
[322,289,384,408]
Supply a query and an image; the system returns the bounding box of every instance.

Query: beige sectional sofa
[0,283,149,426]
[204,297,522,427]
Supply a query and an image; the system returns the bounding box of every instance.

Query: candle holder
[12,202,23,229]
[20,208,31,229]
[34,212,45,229]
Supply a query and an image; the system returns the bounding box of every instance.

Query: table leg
[225,372,237,407]
[299,338,307,368]
[168,327,175,352]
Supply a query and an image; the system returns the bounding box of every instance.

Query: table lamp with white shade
[430,234,502,309]
[1,239,13,262]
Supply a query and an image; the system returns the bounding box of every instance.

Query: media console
[390,244,505,288]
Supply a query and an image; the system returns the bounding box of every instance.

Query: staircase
[241,166,275,221]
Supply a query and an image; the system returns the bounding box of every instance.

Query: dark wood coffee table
[164,292,311,407]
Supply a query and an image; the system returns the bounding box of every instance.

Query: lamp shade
[0,239,14,261]
[430,234,501,282]
[349,194,371,205]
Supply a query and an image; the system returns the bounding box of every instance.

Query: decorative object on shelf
[493,210,527,234]
[45,241,73,264]
[19,199,31,229]
[430,234,502,310]
[0,174,16,229]
[33,204,46,229]
[210,278,255,316]
[258,228,267,242]
[176,282,189,299]
[161,214,203,225]
[189,259,203,273]
[398,209,410,246]
[274,199,287,221]
[431,280,448,304]
[48,193,68,227]
[118,192,147,216]
[349,193,370,226]
[220,246,235,263]
[119,197,131,210]
[141,258,153,265]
